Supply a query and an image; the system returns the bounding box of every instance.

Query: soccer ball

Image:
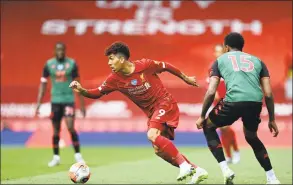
[68,162,91,183]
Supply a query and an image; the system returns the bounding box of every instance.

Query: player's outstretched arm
[69,81,102,99]
[155,61,199,86]
[261,77,279,137]
[201,77,219,116]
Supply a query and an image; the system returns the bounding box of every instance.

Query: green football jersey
[211,51,270,102]
[42,57,79,103]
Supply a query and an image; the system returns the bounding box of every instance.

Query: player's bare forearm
[170,71,191,84]
[79,88,102,99]
[161,62,198,86]
[70,81,103,99]
[261,77,275,122]
[265,95,275,122]
[179,73,189,81]
[36,82,47,105]
[200,77,220,117]
[163,62,184,79]
[200,91,215,118]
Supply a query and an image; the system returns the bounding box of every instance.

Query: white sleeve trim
[40,77,48,83]
[162,62,166,68]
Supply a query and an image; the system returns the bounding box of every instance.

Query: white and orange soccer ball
[68,162,91,184]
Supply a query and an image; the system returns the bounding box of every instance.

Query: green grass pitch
[1,147,292,184]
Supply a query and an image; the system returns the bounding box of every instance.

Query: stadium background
[1,1,292,148]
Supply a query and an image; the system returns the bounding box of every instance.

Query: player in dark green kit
[195,33,280,184]
[35,42,86,167]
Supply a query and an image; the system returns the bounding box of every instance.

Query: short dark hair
[224,32,245,51]
[105,42,130,60]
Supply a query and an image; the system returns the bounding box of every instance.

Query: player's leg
[152,125,179,168]
[243,128,279,184]
[147,127,190,174]
[148,103,207,183]
[151,128,208,184]
[153,124,197,169]
[242,103,280,184]
[153,142,179,167]
[160,126,209,184]
[220,126,240,164]
[64,104,84,163]
[219,126,232,163]
[48,104,62,167]
[203,100,239,184]
[148,127,198,181]
[229,127,240,164]
[148,104,187,172]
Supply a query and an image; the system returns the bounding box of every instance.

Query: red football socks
[153,135,185,166]
[156,152,197,168]
[155,151,179,168]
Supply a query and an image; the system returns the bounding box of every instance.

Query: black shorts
[208,99,262,132]
[51,103,75,122]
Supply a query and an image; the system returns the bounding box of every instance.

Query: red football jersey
[98,59,177,118]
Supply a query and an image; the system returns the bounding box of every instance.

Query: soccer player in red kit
[69,42,208,183]
[209,44,240,164]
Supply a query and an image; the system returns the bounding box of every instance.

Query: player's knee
[243,127,257,141]
[245,135,257,144]
[244,131,258,146]
[152,145,160,154]
[147,128,160,142]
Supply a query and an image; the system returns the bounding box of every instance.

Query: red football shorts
[147,101,180,140]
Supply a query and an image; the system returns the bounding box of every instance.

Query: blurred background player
[209,44,240,164]
[35,42,86,167]
[196,33,280,184]
[70,42,209,184]
[284,52,292,100]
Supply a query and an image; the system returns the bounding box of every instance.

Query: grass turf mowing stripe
[1,148,292,184]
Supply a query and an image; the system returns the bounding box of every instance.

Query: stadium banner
[1,1,292,147]
[1,1,292,104]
